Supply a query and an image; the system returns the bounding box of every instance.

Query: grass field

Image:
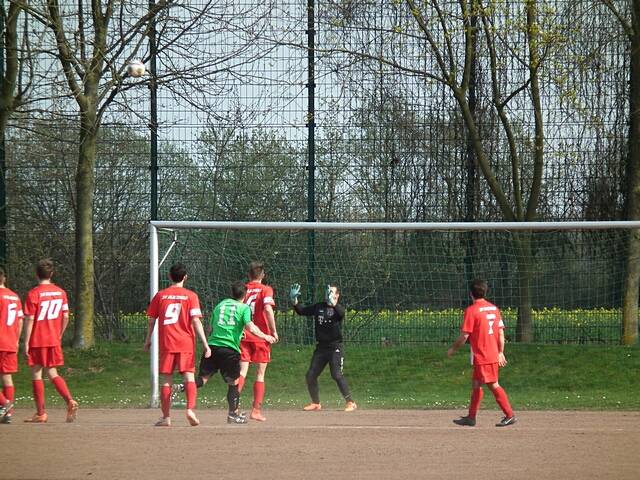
[8,342,640,411]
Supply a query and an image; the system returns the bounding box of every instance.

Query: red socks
[34,378,69,414]
[492,387,514,417]
[237,375,246,393]
[0,391,6,405]
[32,379,45,415]
[3,386,15,412]
[253,381,265,410]
[468,386,514,419]
[3,385,14,401]
[185,381,197,410]
[160,385,171,417]
[469,387,484,419]
[51,376,72,403]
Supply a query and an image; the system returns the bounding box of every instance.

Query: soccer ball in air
[127,60,146,78]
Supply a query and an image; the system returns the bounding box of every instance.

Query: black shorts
[198,346,241,384]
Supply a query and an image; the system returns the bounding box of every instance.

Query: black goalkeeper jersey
[293,302,345,347]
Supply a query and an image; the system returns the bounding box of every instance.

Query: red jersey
[147,285,202,353]
[242,281,275,342]
[0,287,24,352]
[24,283,69,348]
[461,298,504,365]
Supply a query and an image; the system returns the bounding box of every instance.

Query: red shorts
[472,362,499,384]
[28,346,64,368]
[0,351,18,373]
[240,340,271,363]
[159,351,195,374]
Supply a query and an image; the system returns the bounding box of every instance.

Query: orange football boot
[24,412,48,423]
[344,401,358,412]
[66,400,79,423]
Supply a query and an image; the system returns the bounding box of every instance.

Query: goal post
[148,220,640,407]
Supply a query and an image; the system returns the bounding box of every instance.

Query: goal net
[147,220,639,406]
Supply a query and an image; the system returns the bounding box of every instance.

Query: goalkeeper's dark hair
[329,283,340,294]
[469,279,488,299]
[36,259,55,280]
[231,280,246,300]
[247,261,265,280]
[169,262,188,283]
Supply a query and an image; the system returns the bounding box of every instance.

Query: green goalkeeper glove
[325,284,337,306]
[289,283,301,304]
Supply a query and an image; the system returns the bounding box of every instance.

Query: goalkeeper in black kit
[289,283,357,412]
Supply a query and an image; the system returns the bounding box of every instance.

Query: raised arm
[293,303,317,316]
[333,302,345,319]
[290,283,316,316]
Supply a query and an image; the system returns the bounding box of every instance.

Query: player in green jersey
[183,281,276,424]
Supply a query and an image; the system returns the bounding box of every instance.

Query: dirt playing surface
[2,408,639,480]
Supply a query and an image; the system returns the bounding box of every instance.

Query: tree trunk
[0,3,19,132]
[0,2,21,265]
[72,106,97,348]
[463,10,479,285]
[622,2,640,345]
[514,232,534,342]
[623,231,640,345]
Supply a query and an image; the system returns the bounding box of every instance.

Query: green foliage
[113,306,625,346]
[283,307,626,345]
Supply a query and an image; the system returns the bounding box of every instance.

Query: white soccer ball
[127,60,146,78]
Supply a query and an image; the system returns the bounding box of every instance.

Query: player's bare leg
[182,371,200,426]
[250,362,267,421]
[238,360,249,393]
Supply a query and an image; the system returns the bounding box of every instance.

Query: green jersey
[207,298,252,352]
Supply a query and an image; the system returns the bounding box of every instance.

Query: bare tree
[0,2,24,134]
[303,0,567,341]
[20,0,277,347]
[600,0,639,345]
[0,1,39,264]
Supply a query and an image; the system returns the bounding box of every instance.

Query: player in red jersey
[238,261,279,422]
[447,279,516,427]
[23,259,78,423]
[144,262,211,427]
[0,266,24,424]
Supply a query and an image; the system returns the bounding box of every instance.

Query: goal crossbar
[150,220,640,232]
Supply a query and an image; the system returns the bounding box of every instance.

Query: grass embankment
[9,343,640,410]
